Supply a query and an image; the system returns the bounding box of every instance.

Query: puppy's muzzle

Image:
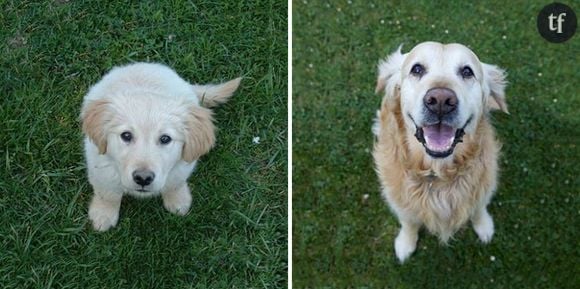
[132,169,155,188]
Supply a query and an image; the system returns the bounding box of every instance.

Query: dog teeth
[426,136,455,152]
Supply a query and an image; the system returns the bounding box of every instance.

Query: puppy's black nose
[424,88,458,116]
[132,169,155,186]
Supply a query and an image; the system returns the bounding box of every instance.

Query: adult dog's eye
[461,66,474,78]
[410,64,425,77]
[120,131,132,143]
[159,135,172,145]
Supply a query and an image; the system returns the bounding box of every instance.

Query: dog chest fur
[373,96,499,241]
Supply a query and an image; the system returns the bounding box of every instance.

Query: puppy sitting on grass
[81,63,240,231]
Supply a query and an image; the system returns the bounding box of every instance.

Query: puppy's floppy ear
[182,106,216,163]
[193,77,242,108]
[482,63,509,114]
[376,45,406,97]
[81,99,111,154]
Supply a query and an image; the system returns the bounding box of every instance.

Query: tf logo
[537,2,577,43]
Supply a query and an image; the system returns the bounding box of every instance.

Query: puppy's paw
[90,212,118,232]
[163,185,192,216]
[394,230,418,263]
[473,210,494,243]
[89,197,120,232]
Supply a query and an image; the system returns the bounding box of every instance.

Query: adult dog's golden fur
[373,92,499,241]
[373,42,508,262]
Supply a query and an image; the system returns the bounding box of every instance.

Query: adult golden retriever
[81,63,240,231]
[373,42,508,262]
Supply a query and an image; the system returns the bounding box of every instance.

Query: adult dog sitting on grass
[81,63,241,231]
[373,42,508,262]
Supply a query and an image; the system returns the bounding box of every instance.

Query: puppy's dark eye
[159,135,172,145]
[410,63,426,77]
[461,66,474,78]
[120,131,132,143]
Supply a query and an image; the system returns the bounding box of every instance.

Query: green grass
[0,1,286,288]
[293,1,578,288]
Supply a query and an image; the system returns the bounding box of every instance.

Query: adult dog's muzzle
[409,87,470,158]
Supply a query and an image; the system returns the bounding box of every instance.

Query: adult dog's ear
[182,106,216,163]
[193,77,242,108]
[376,45,406,98]
[81,99,111,154]
[482,63,509,114]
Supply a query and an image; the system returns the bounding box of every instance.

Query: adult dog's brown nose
[423,88,458,116]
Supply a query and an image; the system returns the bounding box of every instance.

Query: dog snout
[132,169,155,186]
[423,88,457,116]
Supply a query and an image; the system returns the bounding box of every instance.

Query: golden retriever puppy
[373,42,508,262]
[81,63,241,231]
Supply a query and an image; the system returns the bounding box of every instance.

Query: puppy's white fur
[373,42,508,262]
[81,63,240,231]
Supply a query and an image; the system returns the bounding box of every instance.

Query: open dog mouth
[409,114,472,158]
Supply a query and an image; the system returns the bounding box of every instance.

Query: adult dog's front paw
[473,209,494,243]
[394,230,418,263]
[162,185,192,216]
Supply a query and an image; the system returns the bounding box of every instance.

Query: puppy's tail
[193,77,242,108]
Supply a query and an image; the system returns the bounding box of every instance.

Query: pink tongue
[423,124,455,151]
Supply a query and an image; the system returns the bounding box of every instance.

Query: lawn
[293,1,578,288]
[0,1,287,288]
